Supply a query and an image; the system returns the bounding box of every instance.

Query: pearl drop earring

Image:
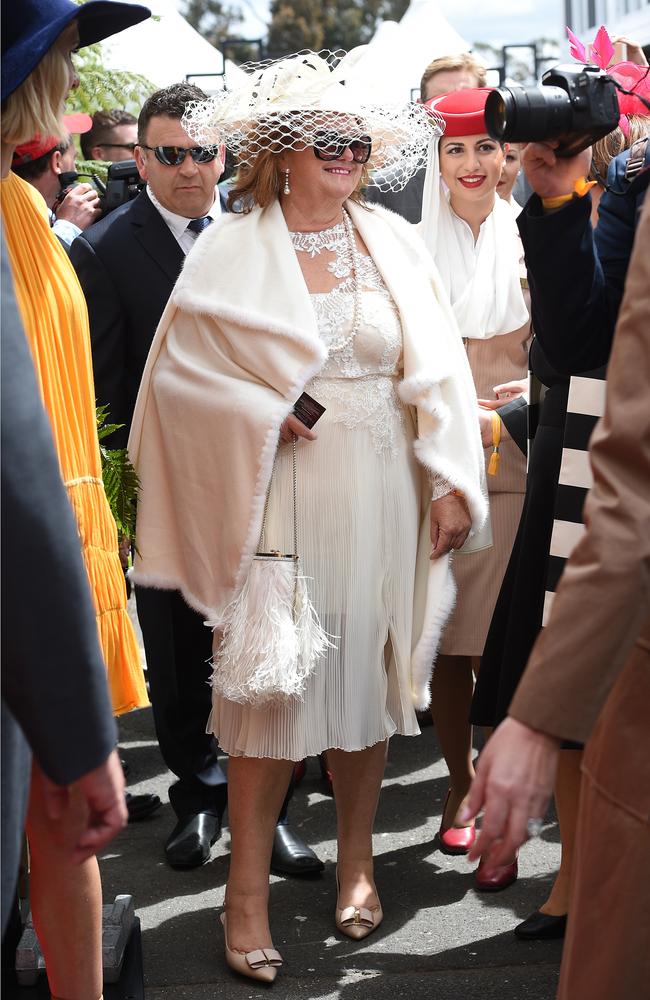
[283,168,291,195]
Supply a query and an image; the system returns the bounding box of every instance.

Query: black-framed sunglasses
[138,144,217,166]
[312,131,373,164]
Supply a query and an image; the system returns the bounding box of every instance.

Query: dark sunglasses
[312,131,373,164]
[138,144,217,166]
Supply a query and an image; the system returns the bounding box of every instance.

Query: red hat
[12,112,93,167]
[608,62,650,117]
[424,87,494,137]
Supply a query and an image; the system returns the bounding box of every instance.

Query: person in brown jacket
[462,195,650,998]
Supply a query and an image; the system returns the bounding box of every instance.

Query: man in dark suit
[70,83,323,875]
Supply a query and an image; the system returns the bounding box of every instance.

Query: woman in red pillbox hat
[419,87,532,889]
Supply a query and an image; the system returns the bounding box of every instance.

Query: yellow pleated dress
[1,171,148,716]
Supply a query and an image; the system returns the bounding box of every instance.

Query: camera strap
[624,136,648,183]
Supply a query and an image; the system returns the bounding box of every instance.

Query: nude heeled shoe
[220,911,283,983]
[335,869,383,940]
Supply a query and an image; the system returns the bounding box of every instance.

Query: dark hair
[80,108,137,159]
[13,138,69,181]
[137,83,208,144]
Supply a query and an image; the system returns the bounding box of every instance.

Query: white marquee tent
[349,0,471,103]
[100,0,246,92]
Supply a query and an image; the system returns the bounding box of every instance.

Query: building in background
[564,0,650,53]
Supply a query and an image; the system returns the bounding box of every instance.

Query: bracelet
[450,488,465,498]
[542,177,598,211]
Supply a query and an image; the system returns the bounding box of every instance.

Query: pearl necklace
[289,209,363,354]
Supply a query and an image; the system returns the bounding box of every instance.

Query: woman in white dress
[128,51,486,984]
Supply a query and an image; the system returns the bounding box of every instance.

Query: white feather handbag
[207,436,331,706]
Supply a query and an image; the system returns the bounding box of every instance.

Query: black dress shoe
[126,791,162,823]
[514,910,568,941]
[165,812,221,869]
[270,823,324,877]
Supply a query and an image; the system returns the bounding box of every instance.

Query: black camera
[102,159,145,212]
[485,64,620,158]
[58,158,145,216]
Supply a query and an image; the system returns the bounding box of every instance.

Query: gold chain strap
[258,434,298,560]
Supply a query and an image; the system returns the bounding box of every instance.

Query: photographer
[470,63,649,939]
[517,128,649,375]
[11,114,101,246]
[464,194,650,1000]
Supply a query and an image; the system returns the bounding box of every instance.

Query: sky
[224,0,564,49]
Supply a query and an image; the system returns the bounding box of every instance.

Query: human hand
[478,407,494,448]
[522,142,593,200]
[55,183,102,230]
[430,492,471,558]
[477,379,527,411]
[40,748,127,863]
[280,412,317,444]
[461,717,560,867]
[611,36,648,66]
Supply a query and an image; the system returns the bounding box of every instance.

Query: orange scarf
[1,171,147,715]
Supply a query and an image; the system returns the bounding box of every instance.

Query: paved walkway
[104,705,563,999]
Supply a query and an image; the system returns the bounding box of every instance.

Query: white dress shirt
[146,186,221,255]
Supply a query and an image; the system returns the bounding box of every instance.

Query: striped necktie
[187,215,212,234]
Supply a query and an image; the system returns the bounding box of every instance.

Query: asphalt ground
[104,699,564,999]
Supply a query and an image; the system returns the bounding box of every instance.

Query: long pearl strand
[289,208,363,354]
[328,208,363,354]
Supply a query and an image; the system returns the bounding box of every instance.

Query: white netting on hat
[181,49,444,192]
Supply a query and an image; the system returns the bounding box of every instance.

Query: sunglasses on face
[312,131,373,164]
[138,144,217,166]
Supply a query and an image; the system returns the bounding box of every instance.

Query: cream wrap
[128,199,487,709]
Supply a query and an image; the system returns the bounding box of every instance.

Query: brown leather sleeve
[509,197,650,743]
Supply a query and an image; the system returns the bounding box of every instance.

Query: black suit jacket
[517,147,649,376]
[69,187,228,447]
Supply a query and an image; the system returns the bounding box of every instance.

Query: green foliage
[70,43,155,117]
[267,0,409,58]
[181,0,244,45]
[96,405,140,541]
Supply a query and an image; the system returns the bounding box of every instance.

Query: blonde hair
[1,44,69,146]
[228,148,369,213]
[420,53,487,101]
[591,115,650,181]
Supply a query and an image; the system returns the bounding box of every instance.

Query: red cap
[424,88,494,137]
[12,113,93,167]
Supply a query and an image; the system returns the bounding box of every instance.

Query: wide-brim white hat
[182,48,444,192]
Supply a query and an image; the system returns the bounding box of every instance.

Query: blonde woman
[129,50,487,983]
[1,1,149,997]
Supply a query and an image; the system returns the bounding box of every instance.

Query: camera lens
[485,85,573,144]
[485,91,511,139]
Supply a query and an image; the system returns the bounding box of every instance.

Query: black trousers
[134,587,292,821]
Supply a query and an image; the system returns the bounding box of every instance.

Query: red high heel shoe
[438,789,476,855]
[475,855,518,892]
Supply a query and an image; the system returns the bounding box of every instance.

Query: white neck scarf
[420,138,528,341]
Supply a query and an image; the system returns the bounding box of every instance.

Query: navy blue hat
[2,0,151,103]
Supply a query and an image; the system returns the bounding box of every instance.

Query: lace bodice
[307,251,406,456]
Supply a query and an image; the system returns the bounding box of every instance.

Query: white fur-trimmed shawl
[128,199,487,709]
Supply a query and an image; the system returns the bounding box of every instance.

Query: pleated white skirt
[210,374,422,760]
